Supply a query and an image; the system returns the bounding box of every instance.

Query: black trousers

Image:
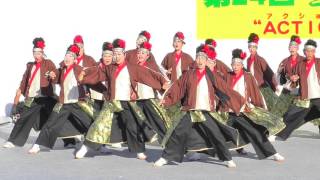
[137,100,166,142]
[61,115,86,145]
[62,99,104,145]
[8,97,56,146]
[120,101,149,153]
[228,114,276,159]
[85,101,154,153]
[186,127,210,151]
[107,102,156,144]
[162,112,232,162]
[277,98,320,140]
[84,113,126,151]
[93,99,104,111]
[35,103,92,149]
[109,113,127,143]
[129,104,156,143]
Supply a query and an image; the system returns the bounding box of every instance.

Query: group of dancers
[3,31,320,168]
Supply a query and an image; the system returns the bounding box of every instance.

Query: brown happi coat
[126,49,157,67]
[79,54,97,67]
[213,59,231,78]
[225,71,265,108]
[277,54,304,85]
[247,54,278,91]
[82,61,167,101]
[19,59,57,97]
[294,58,320,100]
[163,69,245,114]
[161,51,194,82]
[56,62,99,103]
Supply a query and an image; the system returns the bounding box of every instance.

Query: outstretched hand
[49,71,56,80]
[162,82,170,90]
[290,75,299,82]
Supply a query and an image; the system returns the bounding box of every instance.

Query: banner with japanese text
[197,0,320,39]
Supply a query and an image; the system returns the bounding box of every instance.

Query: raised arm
[162,72,188,107]
[246,73,266,109]
[132,65,168,91]
[80,66,107,85]
[260,57,278,91]
[18,63,33,97]
[206,67,245,114]
[46,60,59,84]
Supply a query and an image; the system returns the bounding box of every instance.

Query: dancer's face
[173,40,184,51]
[113,51,126,65]
[289,45,299,56]
[248,45,257,55]
[137,49,150,64]
[64,53,75,66]
[196,55,207,70]
[136,36,146,48]
[76,43,84,56]
[232,62,243,74]
[304,48,316,61]
[33,51,43,62]
[102,53,113,66]
[206,59,216,70]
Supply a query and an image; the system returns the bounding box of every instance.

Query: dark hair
[248,33,259,43]
[33,37,45,48]
[305,39,317,48]
[232,49,242,59]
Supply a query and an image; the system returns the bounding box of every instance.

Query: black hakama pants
[35,103,92,149]
[228,113,276,159]
[137,99,166,142]
[277,98,320,140]
[162,112,232,162]
[8,97,56,146]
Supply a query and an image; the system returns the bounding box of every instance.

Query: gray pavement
[0,117,319,180]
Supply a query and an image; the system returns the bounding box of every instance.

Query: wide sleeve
[149,53,157,65]
[149,59,162,75]
[293,61,301,76]
[206,67,245,114]
[185,54,194,69]
[163,72,187,107]
[247,74,265,109]
[86,55,98,67]
[87,82,107,94]
[219,61,231,76]
[276,59,287,85]
[19,63,32,96]
[260,57,278,91]
[161,54,170,70]
[147,64,168,85]
[47,60,59,84]
[55,68,63,85]
[132,65,166,90]
[81,66,107,85]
